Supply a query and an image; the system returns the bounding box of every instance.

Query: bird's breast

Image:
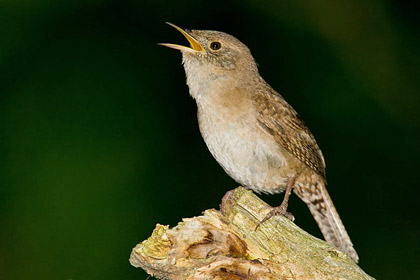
[196,101,296,194]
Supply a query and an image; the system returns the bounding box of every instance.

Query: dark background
[1,0,419,279]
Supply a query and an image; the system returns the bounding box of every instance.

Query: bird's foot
[255,176,296,230]
[221,186,251,215]
[255,205,294,230]
[220,189,235,216]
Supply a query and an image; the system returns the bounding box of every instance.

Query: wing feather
[254,89,326,179]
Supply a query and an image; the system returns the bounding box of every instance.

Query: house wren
[160,23,359,263]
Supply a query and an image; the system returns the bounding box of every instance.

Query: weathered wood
[130,187,374,280]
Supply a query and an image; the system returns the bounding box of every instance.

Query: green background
[1,0,419,279]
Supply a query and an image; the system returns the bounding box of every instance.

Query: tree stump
[130,187,374,280]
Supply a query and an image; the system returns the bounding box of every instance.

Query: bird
[160,22,359,263]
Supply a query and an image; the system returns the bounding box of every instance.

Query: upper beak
[159,22,205,53]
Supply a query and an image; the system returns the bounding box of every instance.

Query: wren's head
[160,23,260,100]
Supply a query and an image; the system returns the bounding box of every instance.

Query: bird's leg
[256,176,295,229]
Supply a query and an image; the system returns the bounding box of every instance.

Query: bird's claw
[255,205,294,230]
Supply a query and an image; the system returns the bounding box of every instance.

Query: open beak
[159,22,205,53]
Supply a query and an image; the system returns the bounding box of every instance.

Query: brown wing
[255,89,326,179]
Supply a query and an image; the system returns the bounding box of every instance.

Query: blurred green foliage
[1,0,419,279]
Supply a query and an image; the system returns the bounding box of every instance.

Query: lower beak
[159,22,205,53]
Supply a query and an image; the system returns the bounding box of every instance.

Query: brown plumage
[255,87,326,179]
[161,23,359,263]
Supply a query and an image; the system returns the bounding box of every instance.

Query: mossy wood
[130,187,374,280]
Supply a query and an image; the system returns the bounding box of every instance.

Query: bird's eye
[209,42,222,50]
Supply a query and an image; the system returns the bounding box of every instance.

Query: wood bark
[130,187,374,280]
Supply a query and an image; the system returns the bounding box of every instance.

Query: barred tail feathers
[294,178,359,263]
